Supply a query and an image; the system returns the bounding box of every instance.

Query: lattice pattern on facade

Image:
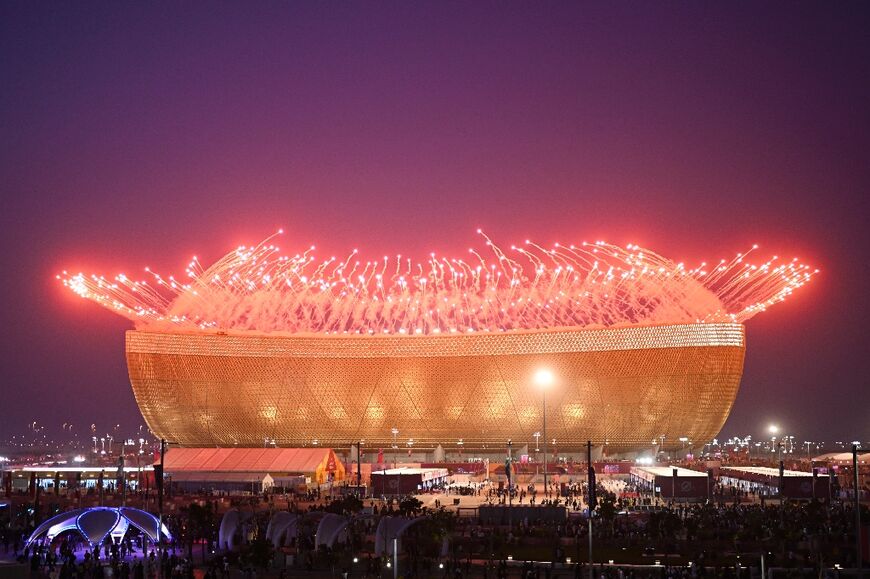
[126,323,745,451]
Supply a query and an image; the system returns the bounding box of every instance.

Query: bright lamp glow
[534,368,554,388]
[768,424,779,434]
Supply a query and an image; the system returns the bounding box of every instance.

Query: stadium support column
[854,444,862,577]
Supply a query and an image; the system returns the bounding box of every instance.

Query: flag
[377,449,384,465]
[154,463,164,495]
[588,466,597,511]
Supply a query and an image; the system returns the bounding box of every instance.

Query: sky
[1,2,868,445]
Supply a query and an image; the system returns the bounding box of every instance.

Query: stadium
[126,323,744,451]
[62,232,814,452]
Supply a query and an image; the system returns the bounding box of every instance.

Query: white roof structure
[630,466,706,482]
[721,466,813,478]
[373,467,448,481]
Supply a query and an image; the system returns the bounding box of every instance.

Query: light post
[587,440,596,579]
[356,440,363,494]
[157,439,166,574]
[768,424,779,458]
[534,369,554,496]
[853,443,862,579]
[507,439,513,528]
[391,427,398,496]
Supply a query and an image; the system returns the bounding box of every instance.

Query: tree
[245,538,274,570]
[182,502,216,563]
[399,496,423,516]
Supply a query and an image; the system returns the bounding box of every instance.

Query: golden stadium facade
[126,322,745,451]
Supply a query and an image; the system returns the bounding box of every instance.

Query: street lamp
[768,424,780,463]
[534,368,554,496]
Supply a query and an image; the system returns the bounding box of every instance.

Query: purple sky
[1,2,868,444]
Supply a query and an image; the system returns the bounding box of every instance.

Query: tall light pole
[391,428,398,496]
[507,439,513,528]
[356,440,363,494]
[157,439,166,569]
[768,424,779,459]
[587,440,596,579]
[534,369,554,496]
[853,443,862,579]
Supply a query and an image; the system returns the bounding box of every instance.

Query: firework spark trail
[58,231,817,335]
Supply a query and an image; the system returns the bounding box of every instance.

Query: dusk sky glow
[1,2,868,442]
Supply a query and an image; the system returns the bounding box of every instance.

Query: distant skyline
[1,2,868,443]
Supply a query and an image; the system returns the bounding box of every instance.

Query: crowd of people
[1,473,866,578]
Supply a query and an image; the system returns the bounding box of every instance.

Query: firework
[58,230,816,335]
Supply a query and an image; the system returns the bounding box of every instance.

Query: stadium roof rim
[129,320,740,340]
[126,322,744,359]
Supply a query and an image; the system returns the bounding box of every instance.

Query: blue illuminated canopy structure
[25,507,171,548]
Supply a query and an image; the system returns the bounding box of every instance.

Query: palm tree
[182,502,216,563]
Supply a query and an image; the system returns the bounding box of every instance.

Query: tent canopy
[160,447,337,474]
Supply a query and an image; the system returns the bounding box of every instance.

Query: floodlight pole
[778,441,785,529]
[158,438,166,573]
[391,428,399,497]
[393,536,398,579]
[854,444,862,579]
[356,441,362,495]
[542,388,548,496]
[507,439,513,529]
[587,440,594,579]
